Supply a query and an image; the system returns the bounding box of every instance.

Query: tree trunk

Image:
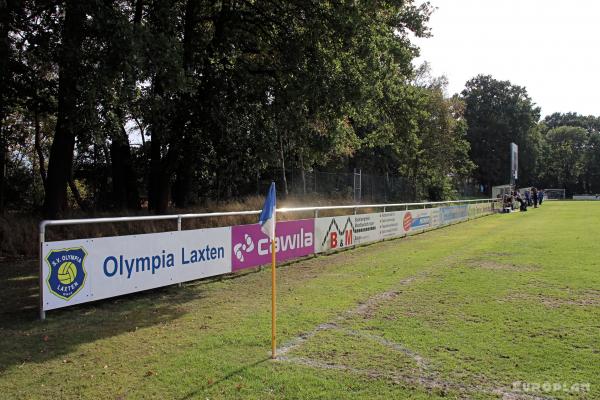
[148,121,164,212]
[43,2,85,218]
[68,179,86,211]
[0,0,16,214]
[0,133,5,214]
[173,153,193,208]
[299,152,306,195]
[34,109,47,190]
[133,0,144,24]
[412,156,419,201]
[279,132,288,196]
[171,0,198,209]
[111,121,139,210]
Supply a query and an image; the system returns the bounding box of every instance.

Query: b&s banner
[231,219,314,271]
[42,227,231,311]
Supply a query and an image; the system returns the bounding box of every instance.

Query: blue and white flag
[259,182,276,240]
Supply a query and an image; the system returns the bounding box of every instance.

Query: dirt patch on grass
[504,289,600,308]
[466,259,541,272]
[538,291,600,308]
[280,353,551,400]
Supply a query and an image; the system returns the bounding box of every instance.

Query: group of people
[517,187,543,211]
[502,187,544,212]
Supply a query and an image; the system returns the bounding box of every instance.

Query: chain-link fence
[259,169,481,203]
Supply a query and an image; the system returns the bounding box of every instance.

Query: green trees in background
[461,75,541,190]
[538,114,600,194]
[3,2,599,218]
[3,0,477,217]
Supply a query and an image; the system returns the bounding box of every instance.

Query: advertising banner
[315,216,355,253]
[405,209,433,232]
[42,227,231,311]
[231,219,314,271]
[469,202,493,217]
[468,203,479,218]
[380,211,406,239]
[429,207,441,228]
[353,213,381,245]
[440,205,469,224]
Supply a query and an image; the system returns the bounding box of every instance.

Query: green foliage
[538,113,600,194]
[6,0,490,215]
[462,75,541,188]
[540,126,588,194]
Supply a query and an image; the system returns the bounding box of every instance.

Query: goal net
[543,189,565,200]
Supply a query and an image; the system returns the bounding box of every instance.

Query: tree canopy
[1,1,599,218]
[461,75,541,189]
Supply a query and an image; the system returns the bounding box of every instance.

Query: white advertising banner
[429,208,441,228]
[380,211,406,239]
[353,213,381,245]
[315,216,355,253]
[404,208,434,232]
[440,205,469,224]
[468,202,493,218]
[41,227,231,311]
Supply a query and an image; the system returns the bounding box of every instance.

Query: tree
[584,132,600,193]
[43,2,87,218]
[540,126,588,195]
[539,113,600,194]
[2,0,440,216]
[462,75,541,190]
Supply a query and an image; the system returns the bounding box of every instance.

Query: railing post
[314,210,319,219]
[177,216,182,288]
[39,222,46,321]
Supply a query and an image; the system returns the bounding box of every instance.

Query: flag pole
[271,217,277,359]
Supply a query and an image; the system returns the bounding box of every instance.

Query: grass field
[1,201,599,399]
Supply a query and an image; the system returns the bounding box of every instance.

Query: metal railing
[39,198,500,319]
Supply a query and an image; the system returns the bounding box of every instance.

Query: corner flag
[259,182,276,240]
[259,182,277,359]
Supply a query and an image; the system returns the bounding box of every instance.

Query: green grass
[0,201,599,399]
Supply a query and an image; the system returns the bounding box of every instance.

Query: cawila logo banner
[231,219,315,271]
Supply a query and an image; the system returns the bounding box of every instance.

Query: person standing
[532,187,538,208]
[538,189,544,205]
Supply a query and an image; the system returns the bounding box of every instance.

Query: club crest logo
[45,247,87,300]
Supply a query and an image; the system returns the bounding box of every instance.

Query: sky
[413,0,600,117]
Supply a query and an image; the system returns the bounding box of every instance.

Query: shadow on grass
[0,258,214,373]
[179,357,271,400]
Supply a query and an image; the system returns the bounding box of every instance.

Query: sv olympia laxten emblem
[45,247,87,300]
